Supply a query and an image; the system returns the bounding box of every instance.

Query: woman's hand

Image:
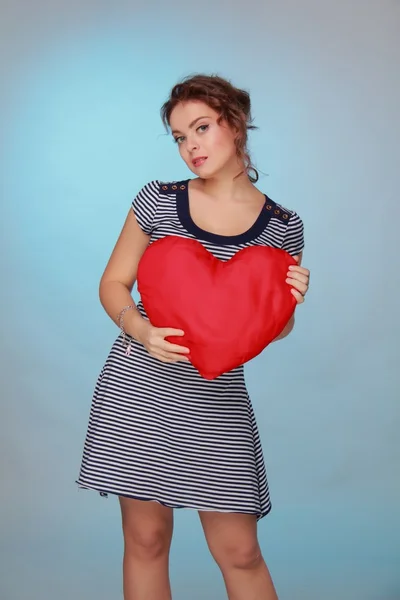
[136,319,191,363]
[286,257,310,304]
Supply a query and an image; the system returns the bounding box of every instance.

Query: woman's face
[169,100,241,178]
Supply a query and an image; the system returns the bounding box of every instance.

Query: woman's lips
[192,157,208,167]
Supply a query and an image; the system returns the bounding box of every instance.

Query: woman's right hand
[135,319,190,364]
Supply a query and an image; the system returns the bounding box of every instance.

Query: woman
[77,74,310,600]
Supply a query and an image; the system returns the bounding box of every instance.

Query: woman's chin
[190,166,217,180]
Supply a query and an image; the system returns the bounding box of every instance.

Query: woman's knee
[215,541,263,571]
[124,525,171,560]
[200,512,262,571]
[120,497,173,561]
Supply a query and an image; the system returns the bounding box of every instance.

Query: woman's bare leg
[119,496,173,600]
[199,511,278,600]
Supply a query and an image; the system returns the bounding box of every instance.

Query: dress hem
[75,481,271,521]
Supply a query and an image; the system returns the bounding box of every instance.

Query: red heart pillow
[137,236,297,379]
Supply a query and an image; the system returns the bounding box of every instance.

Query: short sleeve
[131,180,160,235]
[281,212,305,256]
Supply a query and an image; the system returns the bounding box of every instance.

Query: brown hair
[160,74,259,183]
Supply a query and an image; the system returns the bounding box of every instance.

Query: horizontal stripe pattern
[76,180,305,520]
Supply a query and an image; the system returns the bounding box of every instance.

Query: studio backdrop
[0,1,399,599]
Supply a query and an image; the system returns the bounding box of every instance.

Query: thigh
[199,511,260,568]
[119,496,174,551]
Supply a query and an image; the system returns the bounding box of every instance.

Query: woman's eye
[173,125,208,144]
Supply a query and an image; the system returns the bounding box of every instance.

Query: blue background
[1,1,399,598]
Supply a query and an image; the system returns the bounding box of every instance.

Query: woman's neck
[195,167,256,203]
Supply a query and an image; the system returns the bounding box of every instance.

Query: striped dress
[76,179,304,520]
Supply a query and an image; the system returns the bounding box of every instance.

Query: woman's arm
[99,209,190,362]
[273,314,295,342]
[99,208,150,341]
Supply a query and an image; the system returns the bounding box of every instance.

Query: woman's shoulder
[158,180,189,194]
[135,179,189,196]
[263,193,302,227]
[260,193,304,255]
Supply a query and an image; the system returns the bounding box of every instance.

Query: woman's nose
[187,136,199,152]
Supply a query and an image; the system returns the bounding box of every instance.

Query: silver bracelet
[117,305,135,356]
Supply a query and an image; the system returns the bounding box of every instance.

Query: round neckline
[176,179,272,245]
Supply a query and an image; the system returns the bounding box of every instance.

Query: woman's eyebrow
[172,116,210,135]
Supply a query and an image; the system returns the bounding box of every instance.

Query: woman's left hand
[286,257,310,304]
